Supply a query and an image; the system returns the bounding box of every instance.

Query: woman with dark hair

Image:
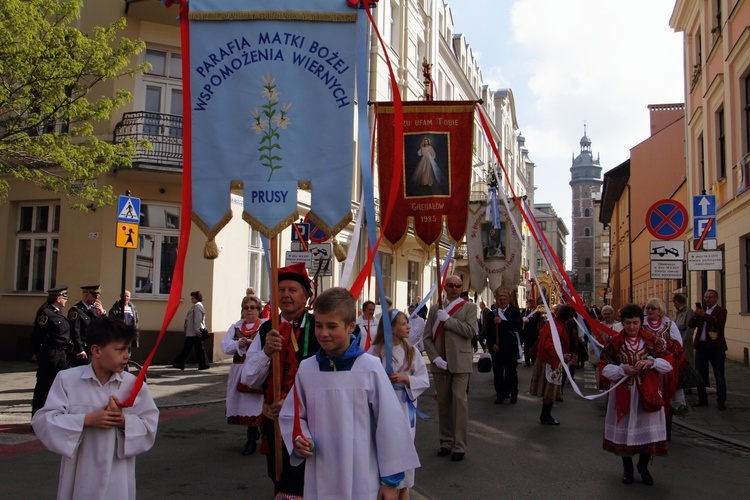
[529,304,577,425]
[222,291,266,455]
[599,304,673,486]
[172,291,210,371]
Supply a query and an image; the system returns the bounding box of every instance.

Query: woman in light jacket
[222,291,266,455]
[173,291,210,371]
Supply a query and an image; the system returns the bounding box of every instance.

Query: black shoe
[494,397,504,405]
[198,366,210,370]
[693,401,709,407]
[718,402,727,411]
[437,447,451,457]
[450,452,465,462]
[172,364,184,370]
[540,416,560,425]
[242,439,257,455]
[637,465,653,485]
[622,457,634,484]
[509,393,518,404]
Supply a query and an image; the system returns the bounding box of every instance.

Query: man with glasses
[423,275,477,462]
[30,286,79,415]
[68,285,107,366]
[689,289,728,410]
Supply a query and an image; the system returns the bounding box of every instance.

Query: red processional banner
[376,102,475,247]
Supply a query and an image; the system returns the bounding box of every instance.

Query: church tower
[569,126,602,306]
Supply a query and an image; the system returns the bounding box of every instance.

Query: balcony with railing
[113,112,183,169]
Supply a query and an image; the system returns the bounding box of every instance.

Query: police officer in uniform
[31,286,80,415]
[68,285,106,366]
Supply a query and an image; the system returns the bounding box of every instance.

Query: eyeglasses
[242,305,259,311]
[445,283,462,289]
[88,292,100,297]
[644,306,657,311]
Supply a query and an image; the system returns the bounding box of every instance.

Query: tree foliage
[0,0,147,208]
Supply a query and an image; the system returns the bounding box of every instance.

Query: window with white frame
[407,260,421,306]
[143,47,183,136]
[390,1,401,53]
[602,242,610,258]
[248,227,268,300]
[376,252,393,304]
[15,203,60,292]
[135,203,180,297]
[601,268,609,285]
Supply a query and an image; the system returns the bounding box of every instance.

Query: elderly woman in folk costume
[642,297,686,430]
[222,291,267,455]
[599,304,675,486]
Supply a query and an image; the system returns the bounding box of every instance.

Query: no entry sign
[646,199,688,241]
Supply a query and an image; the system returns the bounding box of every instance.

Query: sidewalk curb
[672,418,750,452]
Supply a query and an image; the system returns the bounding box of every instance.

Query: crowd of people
[29,270,729,498]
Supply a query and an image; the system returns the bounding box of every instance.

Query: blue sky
[448,0,685,263]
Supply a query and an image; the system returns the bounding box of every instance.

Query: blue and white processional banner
[189,0,358,239]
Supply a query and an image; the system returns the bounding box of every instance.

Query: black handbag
[478,354,492,373]
[679,361,702,389]
[199,327,210,341]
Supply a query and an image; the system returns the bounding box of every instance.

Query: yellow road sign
[116,222,139,249]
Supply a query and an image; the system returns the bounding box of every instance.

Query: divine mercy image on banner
[404,133,450,198]
[376,102,474,247]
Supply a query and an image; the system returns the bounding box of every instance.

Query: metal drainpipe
[627,184,633,303]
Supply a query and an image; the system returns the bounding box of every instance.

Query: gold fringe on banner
[193,211,233,260]
[203,239,220,259]
[242,211,298,239]
[306,211,353,240]
[189,11,358,23]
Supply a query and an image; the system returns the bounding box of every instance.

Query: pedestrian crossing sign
[116,222,139,249]
[117,195,141,223]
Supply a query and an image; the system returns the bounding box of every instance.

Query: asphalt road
[2,364,749,499]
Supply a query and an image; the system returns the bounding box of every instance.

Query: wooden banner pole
[435,244,443,310]
[270,236,282,482]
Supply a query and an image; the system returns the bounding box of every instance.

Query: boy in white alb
[32,317,159,500]
[279,288,420,499]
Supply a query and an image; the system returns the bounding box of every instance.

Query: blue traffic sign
[291,222,310,243]
[694,217,717,239]
[693,195,716,217]
[645,199,688,241]
[117,195,141,224]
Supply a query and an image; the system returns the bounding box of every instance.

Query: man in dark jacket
[483,287,522,404]
[31,286,81,415]
[688,289,728,410]
[68,285,106,365]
